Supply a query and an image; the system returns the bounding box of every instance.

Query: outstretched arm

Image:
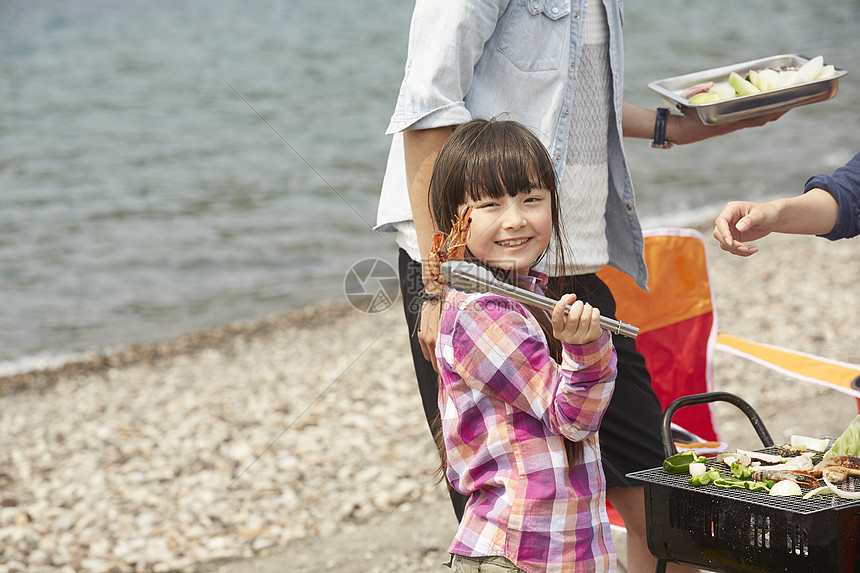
[712,188,839,256]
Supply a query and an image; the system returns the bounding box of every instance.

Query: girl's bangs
[462,131,555,202]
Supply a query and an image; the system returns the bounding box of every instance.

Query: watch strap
[651,107,673,149]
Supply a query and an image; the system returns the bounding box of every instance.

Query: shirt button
[551,6,559,14]
[626,204,633,212]
[570,62,575,70]
[573,12,580,19]
[564,108,569,117]
[556,154,561,161]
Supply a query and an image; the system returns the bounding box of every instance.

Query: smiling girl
[429,118,618,573]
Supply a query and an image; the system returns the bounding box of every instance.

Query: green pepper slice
[731,462,754,480]
[713,477,748,489]
[747,481,772,492]
[663,451,706,474]
[687,468,722,486]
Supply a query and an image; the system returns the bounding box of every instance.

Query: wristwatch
[650,107,673,149]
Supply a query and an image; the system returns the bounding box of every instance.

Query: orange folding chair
[715,334,860,413]
[598,227,727,452]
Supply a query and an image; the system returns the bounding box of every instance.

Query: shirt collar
[515,269,548,293]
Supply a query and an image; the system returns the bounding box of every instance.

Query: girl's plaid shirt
[436,275,617,573]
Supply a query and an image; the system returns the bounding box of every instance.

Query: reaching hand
[712,201,780,256]
[551,294,602,345]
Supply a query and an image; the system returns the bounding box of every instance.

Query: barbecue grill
[627,391,860,573]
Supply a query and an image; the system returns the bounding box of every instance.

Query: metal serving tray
[648,54,847,124]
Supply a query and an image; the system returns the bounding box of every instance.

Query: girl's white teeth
[497,238,528,247]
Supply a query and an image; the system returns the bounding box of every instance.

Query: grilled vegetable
[688,469,721,486]
[689,462,707,477]
[824,415,860,459]
[712,477,772,492]
[663,451,706,474]
[731,462,754,480]
[822,472,860,499]
[716,451,751,468]
[802,485,834,499]
[770,480,802,496]
[736,449,787,464]
[790,435,830,452]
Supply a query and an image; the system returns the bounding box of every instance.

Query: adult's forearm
[620,103,655,140]
[769,188,839,235]
[618,103,703,143]
[621,102,786,145]
[403,126,454,263]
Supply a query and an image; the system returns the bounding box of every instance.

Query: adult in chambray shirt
[375,2,784,570]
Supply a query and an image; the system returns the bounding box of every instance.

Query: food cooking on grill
[665,446,825,495]
[750,468,818,488]
[681,55,836,104]
[790,434,830,452]
[824,414,860,458]
[662,450,705,474]
[769,480,803,497]
[657,417,860,500]
[688,462,707,477]
[811,455,860,484]
[752,451,815,471]
[662,449,860,499]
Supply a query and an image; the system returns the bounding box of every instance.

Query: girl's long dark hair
[428,118,582,480]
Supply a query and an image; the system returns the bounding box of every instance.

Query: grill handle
[661,391,774,457]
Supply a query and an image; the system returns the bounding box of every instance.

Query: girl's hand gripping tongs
[440,260,639,339]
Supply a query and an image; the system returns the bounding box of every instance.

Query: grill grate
[628,447,860,515]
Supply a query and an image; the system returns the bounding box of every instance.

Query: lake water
[2,0,859,371]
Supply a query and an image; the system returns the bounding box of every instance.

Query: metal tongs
[440,260,639,339]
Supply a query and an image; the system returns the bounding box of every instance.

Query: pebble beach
[1,227,858,573]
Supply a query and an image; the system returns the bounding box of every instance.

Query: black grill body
[630,458,860,572]
[631,392,860,572]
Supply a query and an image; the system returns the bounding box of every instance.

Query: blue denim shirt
[804,151,860,240]
[377,0,647,287]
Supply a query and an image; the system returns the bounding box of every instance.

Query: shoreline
[0,303,358,398]
[0,228,858,572]
[0,220,718,385]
